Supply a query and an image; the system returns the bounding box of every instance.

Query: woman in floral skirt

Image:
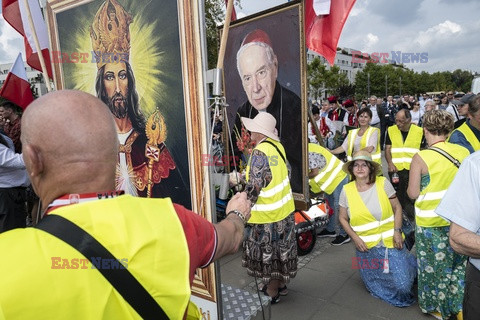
[408,110,470,320]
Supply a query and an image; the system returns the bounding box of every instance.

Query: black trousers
[464,262,480,320]
[388,169,415,221]
[0,187,27,233]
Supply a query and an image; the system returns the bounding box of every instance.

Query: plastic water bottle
[392,172,400,184]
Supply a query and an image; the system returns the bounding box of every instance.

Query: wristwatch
[394,228,402,233]
[227,210,246,224]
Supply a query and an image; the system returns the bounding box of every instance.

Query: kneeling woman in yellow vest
[407,110,469,320]
[338,150,416,307]
[308,143,350,245]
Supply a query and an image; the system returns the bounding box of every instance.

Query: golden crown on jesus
[90,0,132,69]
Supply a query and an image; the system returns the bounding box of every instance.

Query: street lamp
[367,72,370,97]
[385,74,388,97]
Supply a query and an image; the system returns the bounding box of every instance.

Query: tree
[307,57,349,99]
[205,0,241,70]
[451,69,473,93]
[307,57,328,99]
[354,63,472,98]
[326,65,349,96]
[205,0,225,70]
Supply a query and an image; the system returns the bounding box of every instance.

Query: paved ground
[220,237,429,320]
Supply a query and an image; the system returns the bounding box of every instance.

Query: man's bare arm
[449,222,480,258]
[212,192,251,261]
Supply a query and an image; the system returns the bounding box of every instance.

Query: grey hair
[236,42,276,76]
[469,94,480,115]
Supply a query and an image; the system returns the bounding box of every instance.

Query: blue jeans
[325,176,348,236]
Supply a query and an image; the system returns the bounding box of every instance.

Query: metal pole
[385,74,388,98]
[367,72,370,97]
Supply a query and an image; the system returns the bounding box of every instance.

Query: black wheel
[296,222,316,256]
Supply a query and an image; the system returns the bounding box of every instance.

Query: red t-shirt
[173,204,217,285]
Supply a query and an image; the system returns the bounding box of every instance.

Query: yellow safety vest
[449,121,480,152]
[415,142,470,227]
[308,143,347,195]
[388,124,423,170]
[345,177,396,249]
[246,138,294,224]
[0,196,193,320]
[347,127,381,165]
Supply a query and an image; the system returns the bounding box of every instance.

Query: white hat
[241,112,279,141]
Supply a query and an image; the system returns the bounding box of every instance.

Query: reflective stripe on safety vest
[246,138,294,224]
[252,193,293,212]
[308,143,347,195]
[345,176,397,249]
[449,121,480,152]
[415,142,470,227]
[388,125,423,170]
[346,127,381,165]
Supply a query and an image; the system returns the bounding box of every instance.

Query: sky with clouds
[1,0,479,73]
[234,0,480,74]
[0,7,26,65]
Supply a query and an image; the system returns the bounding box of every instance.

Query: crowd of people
[0,85,479,319]
[307,92,480,319]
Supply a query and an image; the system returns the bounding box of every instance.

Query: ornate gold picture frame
[45,0,217,309]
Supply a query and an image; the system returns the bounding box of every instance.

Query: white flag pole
[22,0,52,92]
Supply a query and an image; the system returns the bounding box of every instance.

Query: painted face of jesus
[103,62,128,118]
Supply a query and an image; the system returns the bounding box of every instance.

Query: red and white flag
[0,53,34,110]
[2,0,53,78]
[305,0,356,66]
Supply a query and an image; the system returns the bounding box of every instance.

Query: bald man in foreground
[0,90,251,320]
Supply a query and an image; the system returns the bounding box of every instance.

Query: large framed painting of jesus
[45,0,219,315]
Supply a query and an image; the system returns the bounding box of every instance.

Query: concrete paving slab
[218,231,427,319]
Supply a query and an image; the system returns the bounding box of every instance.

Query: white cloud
[361,33,379,52]
[0,19,25,64]
[415,20,461,46]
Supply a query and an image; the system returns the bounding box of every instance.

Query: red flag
[0,53,34,110]
[224,0,237,21]
[2,0,53,79]
[305,0,356,66]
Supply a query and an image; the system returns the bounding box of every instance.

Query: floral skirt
[356,246,416,307]
[242,213,297,285]
[416,225,467,319]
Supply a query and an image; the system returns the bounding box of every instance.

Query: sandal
[260,285,288,296]
[264,289,281,304]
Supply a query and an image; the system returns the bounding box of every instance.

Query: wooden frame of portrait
[221,0,309,209]
[45,0,218,311]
